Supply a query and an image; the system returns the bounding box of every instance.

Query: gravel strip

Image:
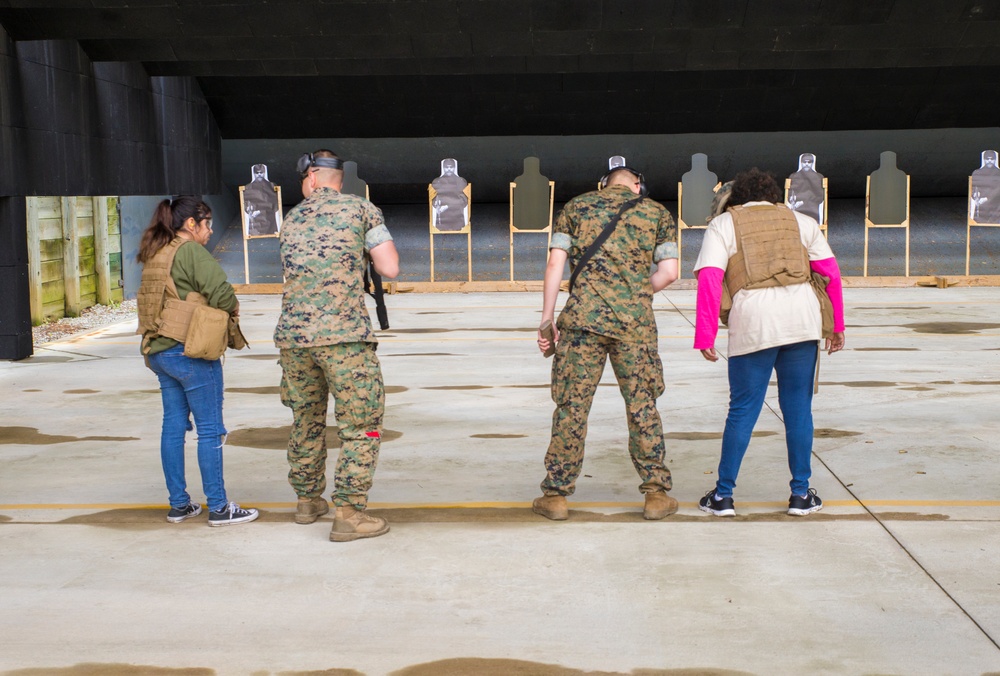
[32,299,138,346]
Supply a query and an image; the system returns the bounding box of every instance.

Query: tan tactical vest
[719,203,833,337]
[724,204,810,298]
[136,237,209,354]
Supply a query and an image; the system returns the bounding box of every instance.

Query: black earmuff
[296,153,345,178]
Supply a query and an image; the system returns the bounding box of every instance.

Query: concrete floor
[3,288,1000,675]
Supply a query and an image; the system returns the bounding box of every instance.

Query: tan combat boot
[643,491,678,520]
[330,505,390,542]
[295,496,329,524]
[532,495,569,520]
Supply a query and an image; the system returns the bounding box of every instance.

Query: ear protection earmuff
[296,153,345,178]
[599,166,648,197]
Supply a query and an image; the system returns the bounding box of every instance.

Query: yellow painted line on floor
[3,499,1000,511]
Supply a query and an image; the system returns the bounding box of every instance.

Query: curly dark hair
[728,167,782,206]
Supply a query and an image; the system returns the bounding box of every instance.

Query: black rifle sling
[568,196,644,293]
[364,256,390,330]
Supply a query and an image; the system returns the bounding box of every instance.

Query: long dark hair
[136,196,211,263]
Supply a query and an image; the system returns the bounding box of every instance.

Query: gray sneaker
[166,502,202,523]
[788,488,823,516]
[208,502,259,527]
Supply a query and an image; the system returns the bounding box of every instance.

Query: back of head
[606,168,636,188]
[309,149,344,186]
[137,196,211,263]
[728,168,782,207]
[602,167,646,196]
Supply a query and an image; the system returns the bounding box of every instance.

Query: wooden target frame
[238,183,282,284]
[508,180,555,281]
[967,176,1000,275]
[784,177,829,237]
[863,174,910,277]
[676,181,720,278]
[428,182,472,282]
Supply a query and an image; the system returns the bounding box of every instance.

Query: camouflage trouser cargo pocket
[335,344,385,436]
[610,342,664,404]
[550,330,606,408]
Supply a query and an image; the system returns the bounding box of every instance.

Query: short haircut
[728,168,782,206]
[606,167,639,186]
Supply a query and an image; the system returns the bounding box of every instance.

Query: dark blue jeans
[715,340,818,498]
[147,343,228,512]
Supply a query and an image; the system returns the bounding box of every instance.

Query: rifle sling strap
[568,196,644,293]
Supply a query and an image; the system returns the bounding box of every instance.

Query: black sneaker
[788,488,823,516]
[699,489,736,517]
[208,502,259,527]
[166,502,202,523]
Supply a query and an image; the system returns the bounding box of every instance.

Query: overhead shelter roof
[1,0,998,139]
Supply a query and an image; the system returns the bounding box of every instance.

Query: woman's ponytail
[136,196,211,263]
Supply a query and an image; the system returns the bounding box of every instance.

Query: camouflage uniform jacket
[273,187,394,348]
[550,184,678,345]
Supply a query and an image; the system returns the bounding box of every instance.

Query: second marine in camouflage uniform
[274,149,399,541]
[534,167,680,520]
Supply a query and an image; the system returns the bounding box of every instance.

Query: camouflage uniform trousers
[279,342,385,510]
[542,329,672,496]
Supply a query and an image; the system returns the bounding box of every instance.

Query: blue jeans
[716,340,818,498]
[147,343,228,512]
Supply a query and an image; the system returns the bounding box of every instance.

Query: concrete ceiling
[2,0,999,139]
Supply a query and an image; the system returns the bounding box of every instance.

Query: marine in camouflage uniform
[274,151,397,527]
[534,168,679,519]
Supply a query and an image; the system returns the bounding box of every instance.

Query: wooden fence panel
[26,198,43,324]
[106,197,123,304]
[61,197,81,316]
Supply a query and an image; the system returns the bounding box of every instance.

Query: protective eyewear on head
[296,153,345,179]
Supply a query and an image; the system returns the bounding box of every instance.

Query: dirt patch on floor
[0,426,138,445]
[226,426,402,450]
[3,664,212,675]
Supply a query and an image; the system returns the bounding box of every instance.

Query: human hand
[826,331,845,355]
[538,322,559,356]
[700,348,718,362]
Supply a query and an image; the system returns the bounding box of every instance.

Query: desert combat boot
[295,496,329,524]
[532,495,569,520]
[643,491,679,520]
[330,505,390,542]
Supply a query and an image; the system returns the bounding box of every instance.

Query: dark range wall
[224,128,1000,206]
[0,25,221,360]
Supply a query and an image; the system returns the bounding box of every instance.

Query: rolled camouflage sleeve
[365,223,393,251]
[550,206,574,252]
[653,210,679,262]
[362,201,393,251]
[549,232,572,252]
